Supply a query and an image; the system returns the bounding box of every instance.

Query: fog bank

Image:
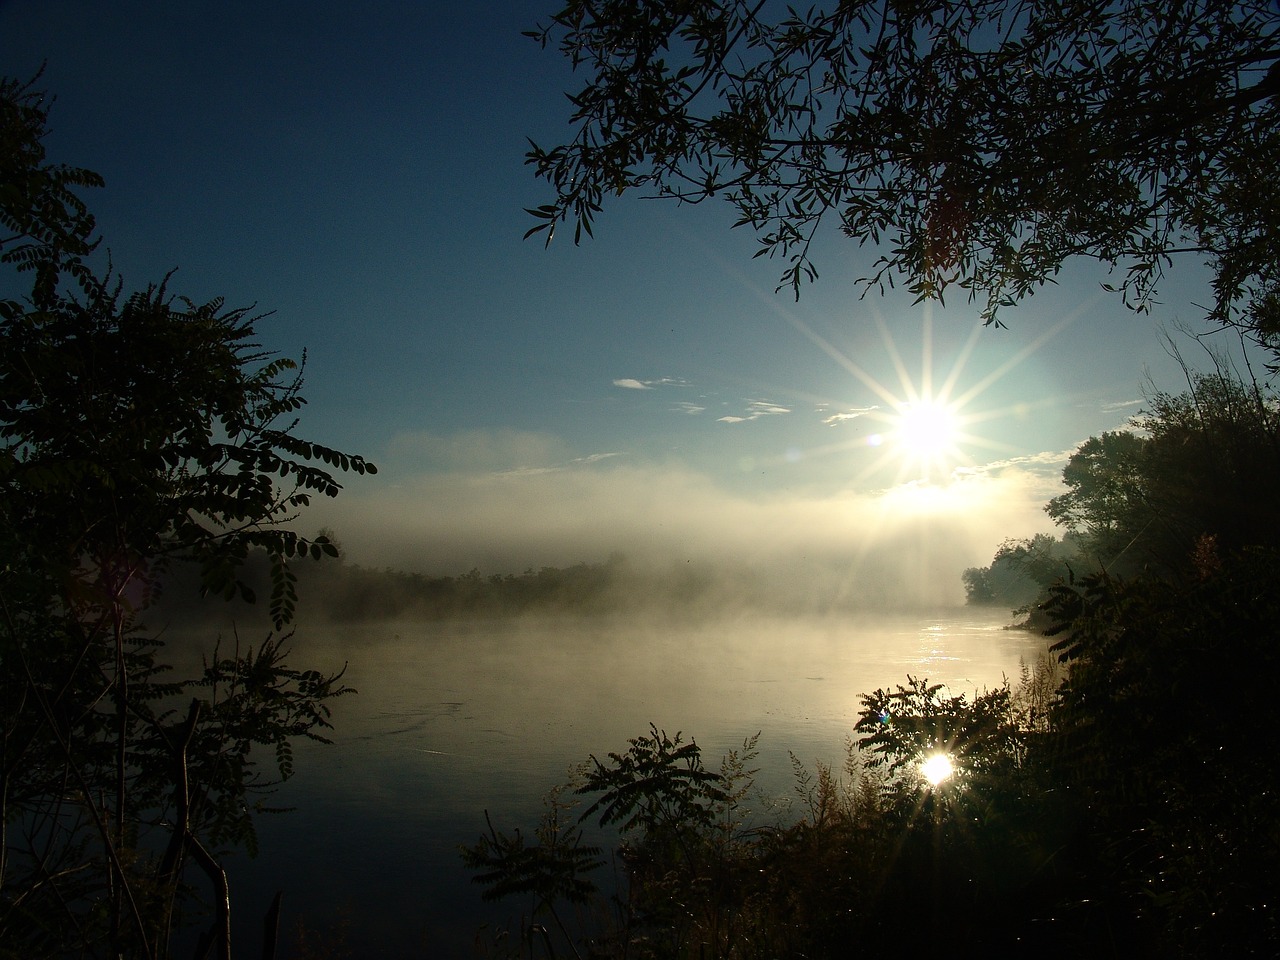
[305,451,1062,609]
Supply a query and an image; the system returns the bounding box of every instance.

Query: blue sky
[0,0,1239,601]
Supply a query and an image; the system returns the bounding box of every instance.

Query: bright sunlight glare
[920,753,955,787]
[892,399,959,463]
[762,301,1078,503]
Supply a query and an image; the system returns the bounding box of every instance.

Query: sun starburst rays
[813,310,996,488]
[756,313,1035,509]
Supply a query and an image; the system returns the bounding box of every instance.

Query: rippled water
[220,609,1042,957]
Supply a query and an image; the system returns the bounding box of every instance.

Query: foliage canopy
[525,0,1280,328]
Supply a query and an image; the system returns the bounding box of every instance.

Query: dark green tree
[1046,375,1280,574]
[1134,371,1280,558]
[524,0,1280,329]
[0,72,102,306]
[1045,430,1151,568]
[960,564,997,604]
[0,76,373,959]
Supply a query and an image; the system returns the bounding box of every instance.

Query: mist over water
[303,450,1061,609]
[213,608,1045,957]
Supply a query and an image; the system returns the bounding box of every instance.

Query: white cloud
[749,400,791,416]
[971,448,1073,473]
[719,398,792,423]
[824,406,878,425]
[613,377,691,390]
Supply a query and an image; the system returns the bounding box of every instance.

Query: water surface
[225,609,1041,956]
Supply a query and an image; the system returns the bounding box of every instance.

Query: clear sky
[0,0,1242,602]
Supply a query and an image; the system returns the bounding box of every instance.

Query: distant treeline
[299,553,670,620]
[154,551,782,624]
[961,532,1082,612]
[153,545,955,626]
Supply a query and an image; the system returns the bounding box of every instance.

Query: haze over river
[219,609,1045,956]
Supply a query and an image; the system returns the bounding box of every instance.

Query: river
[216,608,1043,957]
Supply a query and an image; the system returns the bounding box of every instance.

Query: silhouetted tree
[1045,430,1151,567]
[0,75,372,959]
[960,565,997,605]
[1134,372,1280,559]
[0,72,101,305]
[1046,376,1280,574]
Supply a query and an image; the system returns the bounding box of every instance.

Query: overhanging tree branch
[524,0,1280,330]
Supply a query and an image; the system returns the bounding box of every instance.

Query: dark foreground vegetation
[1,77,371,959]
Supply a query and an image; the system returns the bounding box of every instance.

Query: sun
[920,753,955,787]
[776,307,996,484]
[891,398,961,473]
[759,298,1075,495]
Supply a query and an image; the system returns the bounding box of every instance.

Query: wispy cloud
[386,428,572,473]
[385,429,623,478]
[972,449,1074,471]
[1100,398,1143,413]
[613,377,690,390]
[951,448,1072,505]
[823,406,878,425]
[718,399,792,423]
[673,402,706,415]
[492,450,627,478]
[573,452,625,465]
